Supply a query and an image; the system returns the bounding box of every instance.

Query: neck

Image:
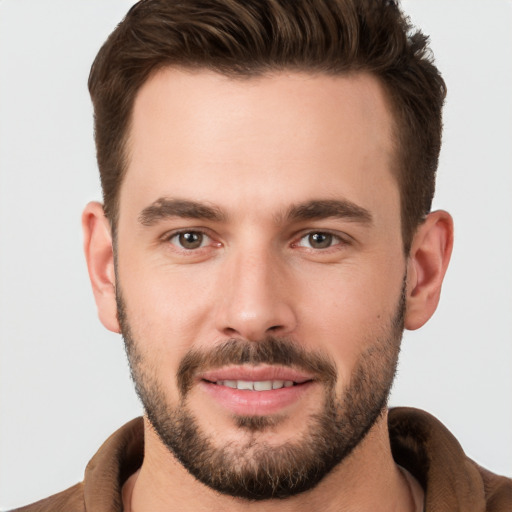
[124,411,418,512]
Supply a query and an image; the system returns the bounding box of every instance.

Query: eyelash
[162,228,350,254]
[292,231,349,251]
[164,229,218,252]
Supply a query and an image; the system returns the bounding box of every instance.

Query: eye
[295,232,342,249]
[168,231,210,250]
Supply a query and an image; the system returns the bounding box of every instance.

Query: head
[88,0,446,253]
[83,0,453,502]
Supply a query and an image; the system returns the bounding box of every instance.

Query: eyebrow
[138,197,372,227]
[138,198,225,226]
[284,199,373,225]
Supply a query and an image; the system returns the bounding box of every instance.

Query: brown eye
[307,232,333,249]
[171,231,206,250]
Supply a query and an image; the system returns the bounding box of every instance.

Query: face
[115,70,407,498]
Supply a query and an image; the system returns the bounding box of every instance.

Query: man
[10,0,512,511]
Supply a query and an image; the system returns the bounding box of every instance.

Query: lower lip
[199,380,315,416]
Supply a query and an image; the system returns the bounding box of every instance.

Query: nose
[214,248,298,341]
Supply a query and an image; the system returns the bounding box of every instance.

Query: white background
[0,0,511,509]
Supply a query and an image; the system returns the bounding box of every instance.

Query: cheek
[295,263,403,385]
[117,255,221,371]
[119,244,215,318]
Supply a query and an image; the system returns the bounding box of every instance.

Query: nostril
[216,299,297,341]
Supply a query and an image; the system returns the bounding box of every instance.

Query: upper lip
[198,365,315,384]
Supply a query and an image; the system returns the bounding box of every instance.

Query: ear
[405,210,454,331]
[82,201,120,333]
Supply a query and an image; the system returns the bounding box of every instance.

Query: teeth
[254,381,273,391]
[238,380,253,390]
[216,380,296,390]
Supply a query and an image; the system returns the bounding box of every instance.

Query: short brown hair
[89,0,446,252]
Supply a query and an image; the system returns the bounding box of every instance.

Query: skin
[83,69,453,511]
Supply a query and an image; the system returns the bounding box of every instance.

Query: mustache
[177,336,337,397]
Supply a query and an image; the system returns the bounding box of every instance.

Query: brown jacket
[10,408,512,511]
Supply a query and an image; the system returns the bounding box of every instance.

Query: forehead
[121,68,398,220]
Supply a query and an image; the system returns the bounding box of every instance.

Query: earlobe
[405,210,454,331]
[82,201,120,333]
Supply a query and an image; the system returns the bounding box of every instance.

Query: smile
[207,379,297,391]
[198,367,316,416]
[198,365,313,389]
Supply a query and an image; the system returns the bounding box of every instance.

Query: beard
[117,284,405,501]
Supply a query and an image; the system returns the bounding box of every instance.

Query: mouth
[197,366,316,416]
[205,379,299,391]
[199,365,314,388]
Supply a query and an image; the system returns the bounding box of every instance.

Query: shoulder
[7,418,143,512]
[388,407,512,511]
[478,464,512,512]
[8,483,84,512]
